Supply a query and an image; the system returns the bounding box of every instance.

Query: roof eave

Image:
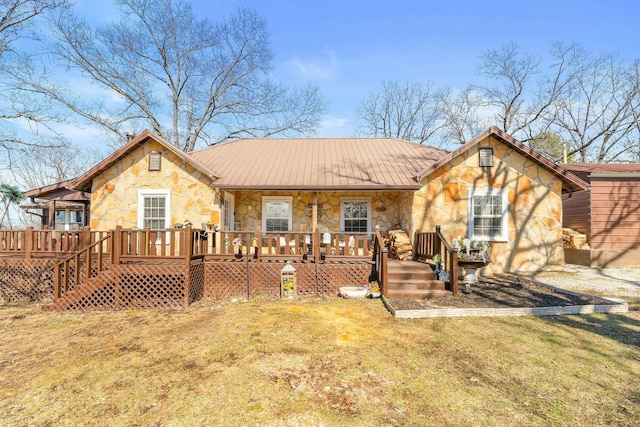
[414,127,589,193]
[70,130,219,192]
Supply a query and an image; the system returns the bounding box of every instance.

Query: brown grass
[0,298,639,426]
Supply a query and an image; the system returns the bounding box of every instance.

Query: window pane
[344,202,367,219]
[472,193,504,239]
[264,200,290,231]
[143,196,166,230]
[266,201,288,219]
[345,219,367,232]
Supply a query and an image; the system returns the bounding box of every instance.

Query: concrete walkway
[521,264,640,299]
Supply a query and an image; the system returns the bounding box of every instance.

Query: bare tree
[0,0,68,166]
[11,142,103,190]
[474,42,584,141]
[355,80,446,144]
[19,0,325,152]
[439,87,488,145]
[550,54,640,163]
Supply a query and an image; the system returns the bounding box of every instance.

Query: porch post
[312,192,318,231]
[184,226,193,307]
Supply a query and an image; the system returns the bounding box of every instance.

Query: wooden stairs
[43,269,116,311]
[386,259,452,299]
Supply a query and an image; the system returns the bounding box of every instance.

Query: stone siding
[89,140,219,230]
[233,190,408,233]
[412,135,565,273]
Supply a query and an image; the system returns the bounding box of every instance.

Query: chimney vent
[126,132,135,142]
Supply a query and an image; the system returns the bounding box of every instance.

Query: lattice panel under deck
[118,265,186,309]
[0,258,55,303]
[204,262,248,299]
[246,263,280,297]
[188,262,205,304]
[316,263,373,296]
[289,263,317,297]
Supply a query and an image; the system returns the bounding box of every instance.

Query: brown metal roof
[189,137,448,190]
[562,163,640,183]
[23,179,90,202]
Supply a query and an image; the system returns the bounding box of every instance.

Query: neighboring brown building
[562,163,640,266]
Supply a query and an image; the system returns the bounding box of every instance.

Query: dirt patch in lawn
[386,275,609,311]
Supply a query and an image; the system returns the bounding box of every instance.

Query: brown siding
[562,191,591,238]
[590,177,640,250]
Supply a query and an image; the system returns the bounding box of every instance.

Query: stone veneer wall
[412,135,565,273]
[233,191,408,233]
[89,140,219,230]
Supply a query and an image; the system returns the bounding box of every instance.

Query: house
[11,126,587,310]
[66,126,585,273]
[562,163,640,267]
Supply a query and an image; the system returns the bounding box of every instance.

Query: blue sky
[74,0,640,139]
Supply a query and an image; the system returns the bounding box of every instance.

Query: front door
[223,192,235,231]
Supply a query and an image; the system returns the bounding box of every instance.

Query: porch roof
[189,137,448,190]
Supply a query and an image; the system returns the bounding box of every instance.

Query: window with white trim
[137,189,171,230]
[469,188,508,241]
[341,199,371,232]
[262,196,292,232]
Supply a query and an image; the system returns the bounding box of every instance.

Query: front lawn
[0,299,638,426]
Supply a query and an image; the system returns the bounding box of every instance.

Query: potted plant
[432,253,442,274]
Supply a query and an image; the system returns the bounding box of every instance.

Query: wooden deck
[1,226,459,311]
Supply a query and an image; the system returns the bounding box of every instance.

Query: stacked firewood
[562,228,590,249]
[388,229,413,260]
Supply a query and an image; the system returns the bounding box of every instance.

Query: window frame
[468,187,508,242]
[137,189,171,230]
[340,198,371,233]
[261,196,293,232]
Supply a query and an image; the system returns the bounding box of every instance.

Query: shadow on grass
[543,312,640,348]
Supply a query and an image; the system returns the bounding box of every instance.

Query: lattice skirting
[0,258,56,303]
[204,261,374,300]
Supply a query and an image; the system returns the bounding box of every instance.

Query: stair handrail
[372,228,389,297]
[54,232,113,299]
[435,226,459,296]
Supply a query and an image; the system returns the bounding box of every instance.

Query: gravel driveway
[521,264,640,299]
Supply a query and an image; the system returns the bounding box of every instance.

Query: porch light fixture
[148,152,162,171]
[478,148,493,168]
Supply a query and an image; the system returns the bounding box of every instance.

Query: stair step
[388,271,438,281]
[388,279,445,291]
[386,289,453,299]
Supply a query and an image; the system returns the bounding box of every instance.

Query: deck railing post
[313,228,320,265]
[434,225,442,257]
[255,228,262,262]
[113,226,122,265]
[184,226,193,307]
[54,263,62,299]
[381,247,388,298]
[24,226,33,259]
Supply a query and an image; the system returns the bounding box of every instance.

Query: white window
[137,189,171,230]
[54,209,84,230]
[469,188,508,241]
[262,196,292,232]
[341,199,371,232]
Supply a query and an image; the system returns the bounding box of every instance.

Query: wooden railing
[2,226,375,263]
[207,229,374,261]
[414,225,459,296]
[372,228,389,297]
[54,233,113,299]
[113,226,206,264]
